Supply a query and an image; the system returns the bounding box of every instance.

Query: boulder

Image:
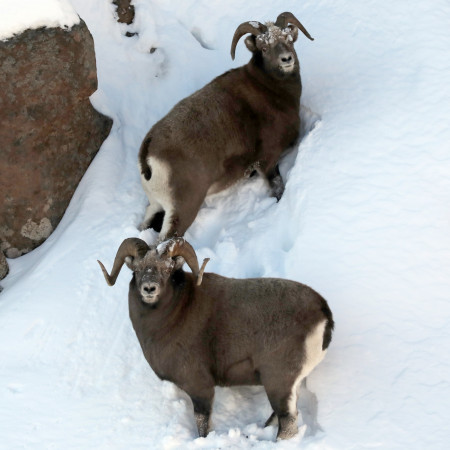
[0,251,8,281]
[0,20,113,279]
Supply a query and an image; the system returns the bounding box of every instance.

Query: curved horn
[230,21,267,60]
[275,11,314,41]
[97,238,149,286]
[160,238,210,286]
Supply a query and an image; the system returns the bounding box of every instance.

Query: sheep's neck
[128,272,195,344]
[245,56,301,105]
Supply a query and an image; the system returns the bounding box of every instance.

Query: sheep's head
[98,238,209,305]
[230,12,313,78]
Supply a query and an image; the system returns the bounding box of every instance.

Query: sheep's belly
[219,357,261,386]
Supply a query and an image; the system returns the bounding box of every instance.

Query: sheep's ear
[172,256,185,271]
[124,256,136,270]
[288,25,298,42]
[244,35,257,53]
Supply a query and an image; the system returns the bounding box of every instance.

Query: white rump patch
[287,320,328,414]
[140,156,175,219]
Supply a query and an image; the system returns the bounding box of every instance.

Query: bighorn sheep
[139,12,314,240]
[98,237,334,440]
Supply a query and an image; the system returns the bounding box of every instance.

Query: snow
[156,238,179,255]
[0,0,79,41]
[257,22,292,46]
[1,0,450,448]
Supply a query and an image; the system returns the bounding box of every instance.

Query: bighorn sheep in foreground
[98,238,334,440]
[139,12,314,240]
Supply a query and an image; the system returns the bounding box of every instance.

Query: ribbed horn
[98,238,149,286]
[275,11,314,41]
[159,238,209,286]
[230,21,267,60]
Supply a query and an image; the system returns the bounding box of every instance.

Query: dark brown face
[246,24,299,78]
[127,250,178,305]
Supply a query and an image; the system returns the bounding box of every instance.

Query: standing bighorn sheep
[98,237,333,440]
[139,12,314,240]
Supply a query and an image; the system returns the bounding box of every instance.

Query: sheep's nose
[280,53,293,64]
[141,282,160,297]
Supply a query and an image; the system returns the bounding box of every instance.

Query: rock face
[0,20,112,277]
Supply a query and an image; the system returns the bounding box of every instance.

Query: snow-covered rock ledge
[0,0,79,41]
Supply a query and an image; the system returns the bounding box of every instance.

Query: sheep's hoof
[276,427,298,440]
[270,175,285,202]
[195,412,210,438]
[276,414,298,440]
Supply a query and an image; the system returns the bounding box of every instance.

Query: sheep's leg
[190,395,213,438]
[184,383,214,438]
[159,208,197,242]
[180,371,215,438]
[267,378,322,436]
[254,163,285,201]
[158,187,207,241]
[266,164,285,201]
[268,389,299,440]
[263,376,301,440]
[277,413,299,440]
[264,411,278,427]
[158,209,180,241]
[140,201,163,231]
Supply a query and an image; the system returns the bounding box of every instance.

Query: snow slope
[1,0,450,448]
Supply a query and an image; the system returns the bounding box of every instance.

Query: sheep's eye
[262,46,268,52]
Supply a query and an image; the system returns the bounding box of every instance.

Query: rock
[113,0,135,25]
[0,251,8,281]
[0,20,112,278]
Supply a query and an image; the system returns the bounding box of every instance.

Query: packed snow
[1,0,450,448]
[0,0,79,41]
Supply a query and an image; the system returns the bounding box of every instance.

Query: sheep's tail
[320,298,334,350]
[139,136,152,180]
